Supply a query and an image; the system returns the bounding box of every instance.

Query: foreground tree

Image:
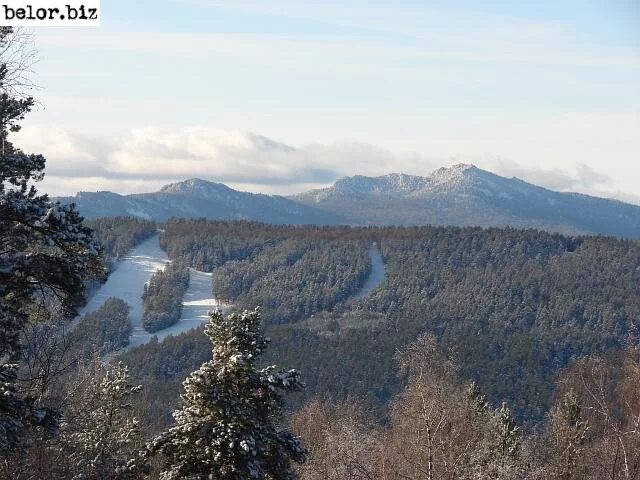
[0,26,103,453]
[148,309,307,479]
[544,350,640,479]
[61,362,148,480]
[543,390,589,480]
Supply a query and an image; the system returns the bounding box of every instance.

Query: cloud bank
[16,126,440,195]
[13,125,636,205]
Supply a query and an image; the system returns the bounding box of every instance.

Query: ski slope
[75,234,169,329]
[75,235,230,351]
[128,268,230,348]
[353,243,386,300]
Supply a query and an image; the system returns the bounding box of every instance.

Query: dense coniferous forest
[142,262,190,332]
[213,239,369,324]
[161,220,372,323]
[69,297,132,358]
[129,220,640,424]
[85,217,157,266]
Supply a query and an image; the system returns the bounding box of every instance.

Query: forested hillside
[121,220,640,425]
[70,297,132,358]
[85,216,157,266]
[6,14,640,479]
[161,220,372,323]
[142,262,190,333]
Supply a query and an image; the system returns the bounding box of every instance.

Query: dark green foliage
[85,216,156,266]
[121,330,211,431]
[215,240,369,324]
[160,219,291,271]
[141,262,189,333]
[70,297,132,358]
[213,239,315,301]
[162,220,372,324]
[147,310,307,479]
[369,229,639,420]
[0,27,103,453]
[160,219,368,271]
[129,221,640,426]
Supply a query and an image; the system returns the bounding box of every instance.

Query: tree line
[154,220,640,423]
[142,262,189,333]
[86,216,157,268]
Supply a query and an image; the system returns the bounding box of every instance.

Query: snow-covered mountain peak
[429,163,479,184]
[380,173,430,191]
[331,173,429,196]
[159,178,232,197]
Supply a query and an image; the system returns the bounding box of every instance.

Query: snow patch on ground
[127,268,231,349]
[73,234,169,331]
[74,235,231,352]
[353,244,386,300]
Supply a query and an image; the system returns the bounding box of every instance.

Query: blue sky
[15,0,640,201]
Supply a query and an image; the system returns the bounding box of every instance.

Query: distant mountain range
[57,164,640,237]
[291,164,640,237]
[55,178,347,225]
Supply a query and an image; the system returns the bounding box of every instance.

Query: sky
[12,0,640,202]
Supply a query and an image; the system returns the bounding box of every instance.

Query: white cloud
[13,121,639,206]
[16,126,436,195]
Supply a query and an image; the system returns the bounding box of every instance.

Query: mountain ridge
[55,178,348,225]
[57,165,640,237]
[290,164,640,237]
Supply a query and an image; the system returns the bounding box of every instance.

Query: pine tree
[0,26,103,453]
[473,401,522,479]
[494,402,520,461]
[0,362,57,456]
[62,362,148,480]
[545,390,589,480]
[148,308,307,479]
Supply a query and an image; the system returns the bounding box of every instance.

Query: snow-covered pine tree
[544,390,589,480]
[63,361,148,480]
[148,308,308,480]
[0,26,103,453]
[480,402,522,479]
[494,402,520,460]
[469,395,524,480]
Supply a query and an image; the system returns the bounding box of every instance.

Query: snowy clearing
[128,268,231,348]
[73,235,230,351]
[353,243,386,300]
[73,234,170,331]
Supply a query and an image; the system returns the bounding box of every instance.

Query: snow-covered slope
[74,236,230,351]
[352,244,386,300]
[129,268,231,348]
[75,235,170,328]
[291,164,640,237]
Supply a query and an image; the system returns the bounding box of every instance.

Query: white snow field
[74,235,229,351]
[353,243,386,300]
[75,234,169,331]
[128,268,230,348]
